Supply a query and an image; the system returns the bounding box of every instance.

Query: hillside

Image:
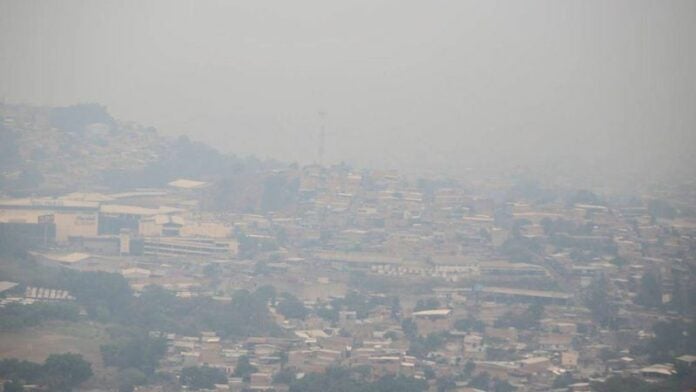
[0,103,294,211]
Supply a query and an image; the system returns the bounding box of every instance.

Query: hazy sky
[1,0,695,179]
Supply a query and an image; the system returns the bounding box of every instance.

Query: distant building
[412,309,453,336]
[143,237,238,258]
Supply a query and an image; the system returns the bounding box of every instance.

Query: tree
[494,379,515,392]
[101,336,167,375]
[585,274,618,328]
[117,368,146,392]
[372,375,428,392]
[414,298,441,312]
[273,368,297,384]
[494,303,543,330]
[255,285,277,305]
[552,372,574,388]
[468,372,490,390]
[0,302,80,332]
[233,355,258,382]
[528,302,544,329]
[276,294,308,320]
[260,174,299,212]
[636,270,662,308]
[454,317,485,333]
[181,365,227,390]
[390,296,401,320]
[647,199,677,220]
[402,318,418,339]
[591,376,655,392]
[42,353,93,392]
[317,305,339,323]
[463,361,476,378]
[437,377,457,392]
[640,320,696,362]
[3,380,24,392]
[0,359,43,384]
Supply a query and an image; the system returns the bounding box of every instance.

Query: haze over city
[2,1,695,179]
[1,2,696,392]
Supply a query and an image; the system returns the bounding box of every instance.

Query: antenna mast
[318,110,326,165]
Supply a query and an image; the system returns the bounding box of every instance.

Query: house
[249,373,273,390]
[0,281,19,295]
[518,357,551,374]
[640,363,677,380]
[676,354,696,368]
[412,309,453,336]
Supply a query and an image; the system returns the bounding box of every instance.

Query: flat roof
[0,281,19,293]
[168,179,208,189]
[0,198,99,211]
[519,357,550,365]
[677,355,696,363]
[0,210,44,223]
[481,287,572,300]
[101,204,182,216]
[412,309,452,317]
[40,252,91,263]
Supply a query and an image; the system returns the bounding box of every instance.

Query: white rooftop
[0,281,19,293]
[412,309,452,317]
[168,179,208,189]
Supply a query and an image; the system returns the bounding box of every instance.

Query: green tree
[414,298,441,312]
[390,296,401,320]
[317,305,339,323]
[647,199,677,220]
[0,358,43,384]
[585,274,618,328]
[437,376,457,392]
[255,285,277,305]
[233,355,258,382]
[276,294,308,320]
[494,379,515,392]
[401,318,418,339]
[273,368,297,384]
[181,365,227,390]
[372,375,428,392]
[100,336,167,375]
[42,353,92,392]
[494,303,543,330]
[3,380,24,392]
[552,372,574,388]
[640,320,696,362]
[468,372,490,390]
[0,302,80,332]
[117,368,146,392]
[463,360,476,378]
[408,333,446,358]
[636,270,662,308]
[454,317,485,333]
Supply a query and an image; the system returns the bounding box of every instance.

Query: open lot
[0,320,116,387]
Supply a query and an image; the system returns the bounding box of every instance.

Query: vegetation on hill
[0,302,80,331]
[180,365,228,390]
[0,255,281,338]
